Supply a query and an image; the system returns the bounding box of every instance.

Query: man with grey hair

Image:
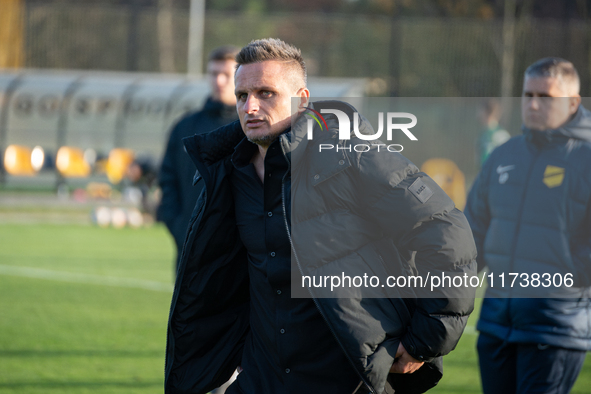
[165,38,477,394]
[465,57,591,393]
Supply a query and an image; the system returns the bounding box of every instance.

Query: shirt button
[313,174,320,180]
[270,252,276,257]
[339,160,345,165]
[276,289,282,295]
[267,212,273,217]
[280,328,285,334]
[285,368,290,374]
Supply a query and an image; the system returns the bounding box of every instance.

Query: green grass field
[0,223,589,393]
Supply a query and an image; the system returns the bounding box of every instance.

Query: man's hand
[389,343,424,374]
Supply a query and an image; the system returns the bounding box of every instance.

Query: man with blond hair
[466,57,591,393]
[165,38,477,394]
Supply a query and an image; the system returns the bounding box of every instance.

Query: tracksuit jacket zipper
[507,148,541,294]
[502,146,541,339]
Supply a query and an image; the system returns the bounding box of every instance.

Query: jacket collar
[523,105,591,147]
[282,100,360,163]
[282,100,360,185]
[183,120,244,168]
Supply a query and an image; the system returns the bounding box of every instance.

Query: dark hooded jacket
[465,105,591,351]
[165,101,478,394]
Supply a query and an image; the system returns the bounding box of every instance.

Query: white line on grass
[0,264,479,334]
[0,264,173,293]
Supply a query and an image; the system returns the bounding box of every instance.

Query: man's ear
[569,95,581,115]
[296,88,310,113]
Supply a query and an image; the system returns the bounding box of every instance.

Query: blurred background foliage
[11,0,591,97]
[25,0,591,19]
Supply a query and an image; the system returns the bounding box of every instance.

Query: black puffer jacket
[165,101,477,394]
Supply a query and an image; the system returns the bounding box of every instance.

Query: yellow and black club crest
[543,165,565,188]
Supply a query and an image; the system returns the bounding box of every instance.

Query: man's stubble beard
[246,126,287,148]
[247,135,277,148]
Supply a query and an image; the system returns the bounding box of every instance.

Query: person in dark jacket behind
[465,57,591,394]
[165,38,477,394]
[157,45,239,272]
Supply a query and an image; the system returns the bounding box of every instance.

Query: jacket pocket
[364,337,399,394]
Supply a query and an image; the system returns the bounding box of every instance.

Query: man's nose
[529,97,540,110]
[243,95,259,113]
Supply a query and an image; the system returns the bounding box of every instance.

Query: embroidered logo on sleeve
[543,165,565,188]
[408,178,433,204]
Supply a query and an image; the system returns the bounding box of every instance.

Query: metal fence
[16,4,591,97]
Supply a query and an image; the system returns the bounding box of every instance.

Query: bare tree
[157,0,176,73]
[500,0,516,98]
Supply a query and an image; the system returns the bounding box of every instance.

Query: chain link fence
[18,3,591,97]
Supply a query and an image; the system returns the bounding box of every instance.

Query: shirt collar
[231,137,258,169]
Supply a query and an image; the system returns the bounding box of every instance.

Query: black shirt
[227,136,360,393]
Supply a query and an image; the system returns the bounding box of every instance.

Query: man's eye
[237,93,247,100]
[261,91,273,98]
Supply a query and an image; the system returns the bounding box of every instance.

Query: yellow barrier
[106,148,134,184]
[56,146,91,177]
[4,144,137,183]
[4,144,35,175]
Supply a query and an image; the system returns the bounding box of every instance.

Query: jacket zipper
[504,147,540,330]
[279,141,376,393]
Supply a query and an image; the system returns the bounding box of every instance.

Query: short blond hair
[236,38,307,87]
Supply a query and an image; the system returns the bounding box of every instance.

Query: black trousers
[477,332,586,394]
